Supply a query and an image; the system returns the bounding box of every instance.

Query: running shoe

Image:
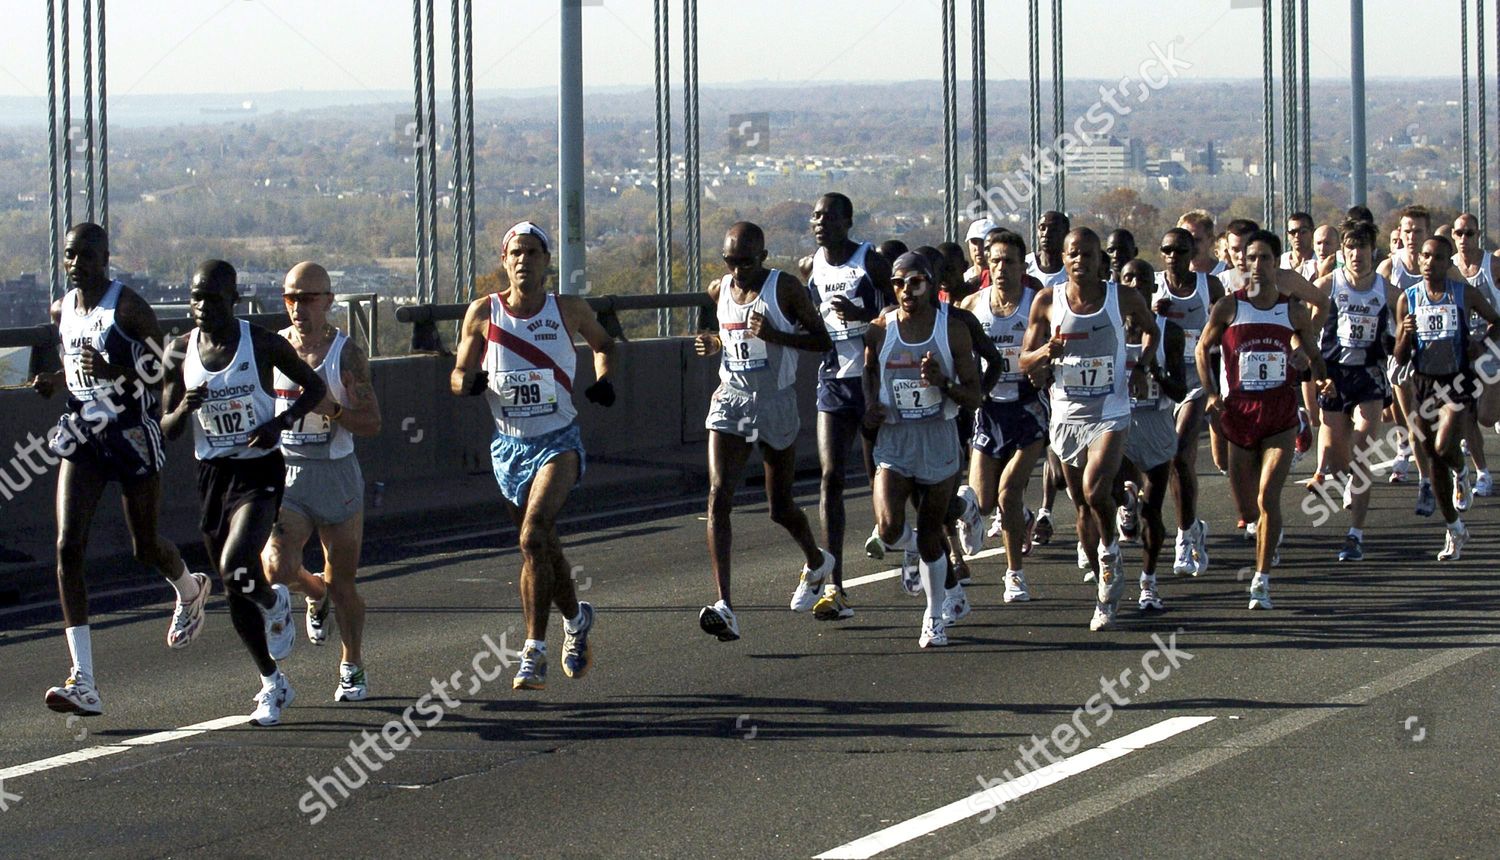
[1077,542,1095,582]
[334,662,368,702]
[1454,468,1473,513]
[306,582,331,647]
[1337,534,1364,562]
[1138,580,1164,612]
[1415,482,1437,517]
[1031,510,1054,545]
[167,572,211,649]
[1292,408,1312,464]
[1245,520,1258,540]
[1191,519,1210,576]
[953,558,973,586]
[1341,475,1354,510]
[1247,574,1273,610]
[1117,481,1140,541]
[986,511,1004,540]
[940,588,971,625]
[812,584,854,621]
[562,601,594,679]
[44,670,102,716]
[1020,508,1035,557]
[1089,603,1116,631]
[512,646,547,690]
[1172,530,1194,576]
[1003,571,1030,603]
[1438,521,1468,561]
[1476,471,1494,497]
[900,546,923,596]
[790,549,834,612]
[918,616,948,648]
[699,600,741,641]
[955,485,985,556]
[263,583,295,661]
[864,527,885,560]
[1390,452,1411,483]
[1236,518,1247,531]
[249,671,295,726]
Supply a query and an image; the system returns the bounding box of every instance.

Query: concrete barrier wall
[0,335,826,569]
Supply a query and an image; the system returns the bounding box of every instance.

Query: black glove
[584,378,616,407]
[466,370,489,396]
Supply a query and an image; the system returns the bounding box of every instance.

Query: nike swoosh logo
[1092,323,1110,331]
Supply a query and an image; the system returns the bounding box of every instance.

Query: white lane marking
[842,547,1006,589]
[0,715,249,782]
[814,716,1216,860]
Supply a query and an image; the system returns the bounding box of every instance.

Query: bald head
[284,261,331,294]
[723,221,766,258]
[65,222,108,255]
[193,259,238,296]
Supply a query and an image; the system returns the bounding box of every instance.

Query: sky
[0,0,1487,100]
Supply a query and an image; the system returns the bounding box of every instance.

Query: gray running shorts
[875,420,961,485]
[1050,414,1131,468]
[281,455,365,527]
[1126,408,1178,471]
[705,384,800,451]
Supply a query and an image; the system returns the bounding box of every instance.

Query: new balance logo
[239,362,249,371]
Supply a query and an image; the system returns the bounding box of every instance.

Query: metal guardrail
[396,292,712,343]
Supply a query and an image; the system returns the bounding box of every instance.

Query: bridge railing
[395,292,712,348]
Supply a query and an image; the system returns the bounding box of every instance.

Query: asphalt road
[2,453,1498,859]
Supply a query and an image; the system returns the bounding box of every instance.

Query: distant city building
[1069,136,1144,183]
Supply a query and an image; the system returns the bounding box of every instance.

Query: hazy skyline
[0,0,1490,102]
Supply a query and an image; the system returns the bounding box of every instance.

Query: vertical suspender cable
[97,0,107,234]
[1027,0,1040,231]
[410,0,429,305]
[1478,0,1488,233]
[684,0,701,294]
[971,0,987,201]
[948,0,960,237]
[46,0,60,302]
[1350,0,1366,206]
[1284,0,1298,215]
[424,0,439,302]
[61,0,72,231]
[1464,0,1474,212]
[82,0,94,223]
[463,0,476,301]
[1262,0,1276,226]
[449,0,466,303]
[941,0,954,240]
[1300,0,1311,211]
[654,0,673,336]
[1051,0,1064,213]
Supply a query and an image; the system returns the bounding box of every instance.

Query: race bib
[63,353,102,401]
[993,345,1024,382]
[1237,350,1287,392]
[498,369,559,418]
[1057,355,1115,398]
[1182,331,1200,365]
[276,396,333,446]
[823,299,869,342]
[1130,368,1161,405]
[1417,304,1459,341]
[722,325,769,372]
[891,377,942,420]
[1337,311,1379,348]
[198,397,259,448]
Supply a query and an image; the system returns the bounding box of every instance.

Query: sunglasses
[1287,227,1311,234]
[1160,245,1190,255]
[891,274,930,288]
[283,292,331,304]
[1454,229,1477,237]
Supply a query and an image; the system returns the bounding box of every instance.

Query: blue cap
[891,252,934,281]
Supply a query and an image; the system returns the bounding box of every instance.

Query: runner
[450,221,616,687]
[1021,228,1159,631]
[696,221,833,641]
[1028,210,1071,550]
[799,193,890,620]
[33,223,204,716]
[260,262,383,701]
[1179,210,1227,277]
[1153,226,1223,576]
[1308,221,1394,561]
[161,259,328,725]
[1314,223,1341,278]
[1197,230,1327,609]
[1451,212,1500,496]
[1105,229,1139,283]
[1282,212,1319,279]
[964,217,997,286]
[864,252,982,647]
[956,230,1047,603]
[1393,235,1500,561]
[1120,259,1189,610]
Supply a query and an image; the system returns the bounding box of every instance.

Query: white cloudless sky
[0,0,1486,99]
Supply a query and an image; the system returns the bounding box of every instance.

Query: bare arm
[449,297,491,396]
[560,294,619,406]
[1119,287,1159,374]
[861,317,888,429]
[31,298,66,397]
[331,341,382,437]
[950,305,1003,393]
[930,316,983,410]
[1196,296,1235,407]
[249,329,327,449]
[159,334,199,440]
[1289,300,1328,382]
[759,272,833,353]
[1393,292,1415,364]
[1018,287,1058,375]
[1157,322,1189,402]
[1276,268,1329,314]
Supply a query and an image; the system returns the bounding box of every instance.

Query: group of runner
[30,197,1500,723]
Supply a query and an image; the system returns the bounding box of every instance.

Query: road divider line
[814,715,1216,859]
[0,714,248,782]
[842,547,1007,590]
[0,746,132,780]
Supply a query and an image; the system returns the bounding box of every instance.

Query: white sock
[65,625,93,677]
[1006,568,1022,578]
[1399,440,1413,457]
[1140,572,1157,588]
[1348,527,1363,541]
[1447,518,1465,533]
[524,638,547,654]
[166,562,199,602]
[1037,507,1051,520]
[260,670,279,688]
[945,583,965,602]
[884,522,915,552]
[563,608,584,634]
[920,556,948,619]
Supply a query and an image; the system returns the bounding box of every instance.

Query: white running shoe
[167,572,211,649]
[790,549,834,612]
[1246,520,1258,540]
[1342,475,1354,510]
[812,584,854,621]
[1415,481,1437,517]
[263,584,295,661]
[1003,571,1031,603]
[1138,583,1164,612]
[864,526,885,560]
[900,546,923,596]
[940,588,971,625]
[1191,519,1210,576]
[955,485,985,556]
[986,511,1005,540]
[1076,542,1094,583]
[1454,468,1473,513]
[1172,530,1194,576]
[334,662,368,702]
[306,581,331,646]
[1438,521,1468,561]
[1089,603,1116,631]
[1116,481,1140,541]
[699,600,741,641]
[1476,471,1494,497]
[919,616,948,648]
[44,670,103,716]
[249,671,295,726]
[1390,452,1411,483]
[1248,574,1273,610]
